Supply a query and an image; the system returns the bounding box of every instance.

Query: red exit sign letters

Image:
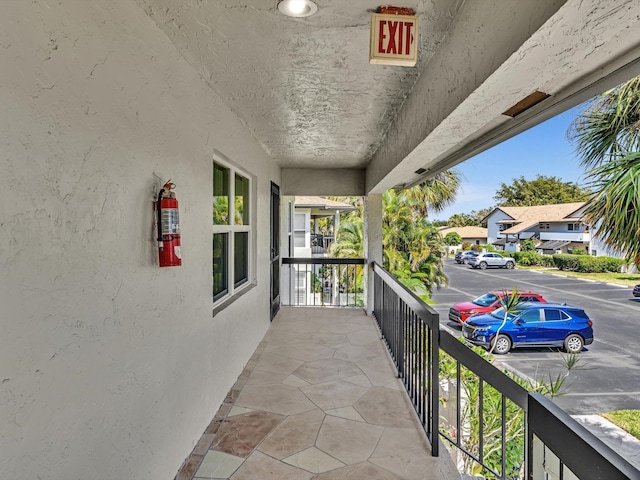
[370,13,418,67]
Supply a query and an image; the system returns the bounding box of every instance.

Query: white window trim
[212,153,256,309]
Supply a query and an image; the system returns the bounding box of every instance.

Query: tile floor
[175,307,460,480]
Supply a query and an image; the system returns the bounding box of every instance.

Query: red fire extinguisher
[155,180,182,267]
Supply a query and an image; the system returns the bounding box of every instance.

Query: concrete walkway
[175,307,460,480]
[573,415,640,471]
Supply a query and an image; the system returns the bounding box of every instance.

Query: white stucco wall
[0,2,278,479]
[485,210,512,244]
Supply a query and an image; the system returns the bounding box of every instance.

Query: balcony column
[364,194,383,315]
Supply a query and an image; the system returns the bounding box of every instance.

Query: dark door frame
[270,182,280,320]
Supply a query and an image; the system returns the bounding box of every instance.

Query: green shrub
[572,247,588,255]
[520,239,536,251]
[553,254,624,272]
[553,254,580,271]
[512,251,554,267]
[444,232,462,246]
[473,243,497,252]
[462,241,472,250]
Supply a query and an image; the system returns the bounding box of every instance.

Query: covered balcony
[177,261,639,479]
[176,306,459,480]
[3,1,640,479]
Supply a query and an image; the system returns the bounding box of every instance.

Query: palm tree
[329,216,364,258]
[569,76,640,264]
[329,169,460,296]
[381,189,448,295]
[579,152,640,264]
[404,170,462,218]
[488,289,521,355]
[569,77,640,169]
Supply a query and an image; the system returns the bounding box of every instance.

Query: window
[543,309,563,321]
[294,213,307,248]
[568,223,580,231]
[213,160,252,303]
[521,296,540,303]
[519,309,541,323]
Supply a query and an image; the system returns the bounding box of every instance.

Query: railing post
[397,296,404,379]
[430,319,439,457]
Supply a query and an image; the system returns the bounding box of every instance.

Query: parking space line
[560,391,640,397]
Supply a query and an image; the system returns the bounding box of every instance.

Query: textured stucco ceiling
[137,0,464,169]
[136,0,640,194]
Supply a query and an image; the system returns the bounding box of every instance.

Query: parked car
[468,252,515,269]
[455,250,477,264]
[448,290,547,325]
[462,302,594,354]
[633,284,640,297]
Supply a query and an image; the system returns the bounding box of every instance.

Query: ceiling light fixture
[277,0,318,18]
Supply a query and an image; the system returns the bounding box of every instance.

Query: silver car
[468,252,515,269]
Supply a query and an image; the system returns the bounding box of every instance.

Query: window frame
[568,223,580,231]
[212,155,255,308]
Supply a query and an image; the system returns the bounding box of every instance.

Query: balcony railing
[281,257,365,307]
[371,262,638,480]
[372,262,440,454]
[310,234,334,249]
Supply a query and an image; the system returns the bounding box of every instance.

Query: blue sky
[433,105,589,221]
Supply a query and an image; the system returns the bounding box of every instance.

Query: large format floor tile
[175,307,459,480]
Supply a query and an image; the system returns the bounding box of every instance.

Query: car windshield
[489,307,517,321]
[473,293,498,307]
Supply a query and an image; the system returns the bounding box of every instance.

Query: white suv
[468,252,515,270]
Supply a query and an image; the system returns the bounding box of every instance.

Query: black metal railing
[372,263,440,455]
[371,262,638,479]
[310,234,334,250]
[281,258,365,307]
[438,330,529,478]
[528,394,640,480]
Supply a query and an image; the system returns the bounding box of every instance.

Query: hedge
[512,251,555,267]
[552,254,625,273]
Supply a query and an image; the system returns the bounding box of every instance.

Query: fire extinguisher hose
[157,187,165,243]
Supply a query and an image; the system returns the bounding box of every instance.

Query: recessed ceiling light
[277,0,318,18]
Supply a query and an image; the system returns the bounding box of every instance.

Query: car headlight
[474,327,491,332]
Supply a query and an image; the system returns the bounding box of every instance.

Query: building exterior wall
[485,210,512,244]
[0,3,278,479]
[538,232,590,242]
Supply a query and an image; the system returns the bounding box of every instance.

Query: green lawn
[601,411,640,441]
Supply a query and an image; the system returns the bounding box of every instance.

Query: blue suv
[462,302,593,354]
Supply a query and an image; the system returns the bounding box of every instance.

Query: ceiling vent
[502,91,550,118]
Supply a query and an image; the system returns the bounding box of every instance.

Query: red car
[448,291,547,325]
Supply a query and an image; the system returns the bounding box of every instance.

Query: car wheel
[564,334,584,353]
[491,335,511,355]
[479,261,487,270]
[505,261,514,269]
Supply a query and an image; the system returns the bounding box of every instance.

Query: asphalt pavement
[431,258,640,416]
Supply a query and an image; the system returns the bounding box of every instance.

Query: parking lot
[431,258,640,415]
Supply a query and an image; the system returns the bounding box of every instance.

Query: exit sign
[369,13,418,67]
